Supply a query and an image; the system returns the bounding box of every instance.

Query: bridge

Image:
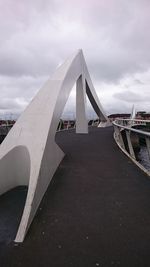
[0,51,150,266]
[0,126,150,266]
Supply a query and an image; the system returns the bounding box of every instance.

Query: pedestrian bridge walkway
[1,126,150,267]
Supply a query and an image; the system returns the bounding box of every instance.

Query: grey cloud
[0,0,150,81]
[123,79,144,89]
[134,79,144,85]
[113,90,150,103]
[0,0,150,117]
[0,75,48,118]
[57,0,150,82]
[0,97,26,111]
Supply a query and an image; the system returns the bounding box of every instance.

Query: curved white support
[130,104,136,120]
[0,50,108,242]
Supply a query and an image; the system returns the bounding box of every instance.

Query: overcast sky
[0,0,150,119]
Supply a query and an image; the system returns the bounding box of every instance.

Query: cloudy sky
[0,0,150,119]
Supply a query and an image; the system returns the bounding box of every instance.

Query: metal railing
[0,119,100,143]
[115,118,149,127]
[113,118,150,174]
[56,119,100,132]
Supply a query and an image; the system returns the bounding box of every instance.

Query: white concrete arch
[0,50,109,242]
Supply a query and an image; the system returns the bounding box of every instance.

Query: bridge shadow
[0,186,28,245]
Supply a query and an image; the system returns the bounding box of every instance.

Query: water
[137,146,150,171]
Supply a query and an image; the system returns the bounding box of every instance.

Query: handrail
[113,120,150,138]
[116,118,150,123]
[113,118,150,175]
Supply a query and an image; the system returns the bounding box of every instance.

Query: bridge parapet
[113,118,150,175]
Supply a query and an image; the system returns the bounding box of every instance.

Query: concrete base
[98,121,112,128]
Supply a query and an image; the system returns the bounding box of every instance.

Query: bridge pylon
[0,50,109,242]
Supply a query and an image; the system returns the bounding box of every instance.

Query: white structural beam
[130,104,136,120]
[0,50,109,242]
[76,75,88,133]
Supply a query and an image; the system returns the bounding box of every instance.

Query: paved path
[0,127,150,267]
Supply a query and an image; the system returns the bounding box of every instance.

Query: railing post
[114,125,125,150]
[145,137,150,159]
[126,130,136,159]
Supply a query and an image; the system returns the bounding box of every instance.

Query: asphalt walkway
[0,126,150,267]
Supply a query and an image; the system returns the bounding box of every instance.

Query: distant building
[108,113,130,122]
[108,112,150,122]
[136,111,150,120]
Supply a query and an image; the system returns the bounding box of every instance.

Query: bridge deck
[1,126,150,267]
